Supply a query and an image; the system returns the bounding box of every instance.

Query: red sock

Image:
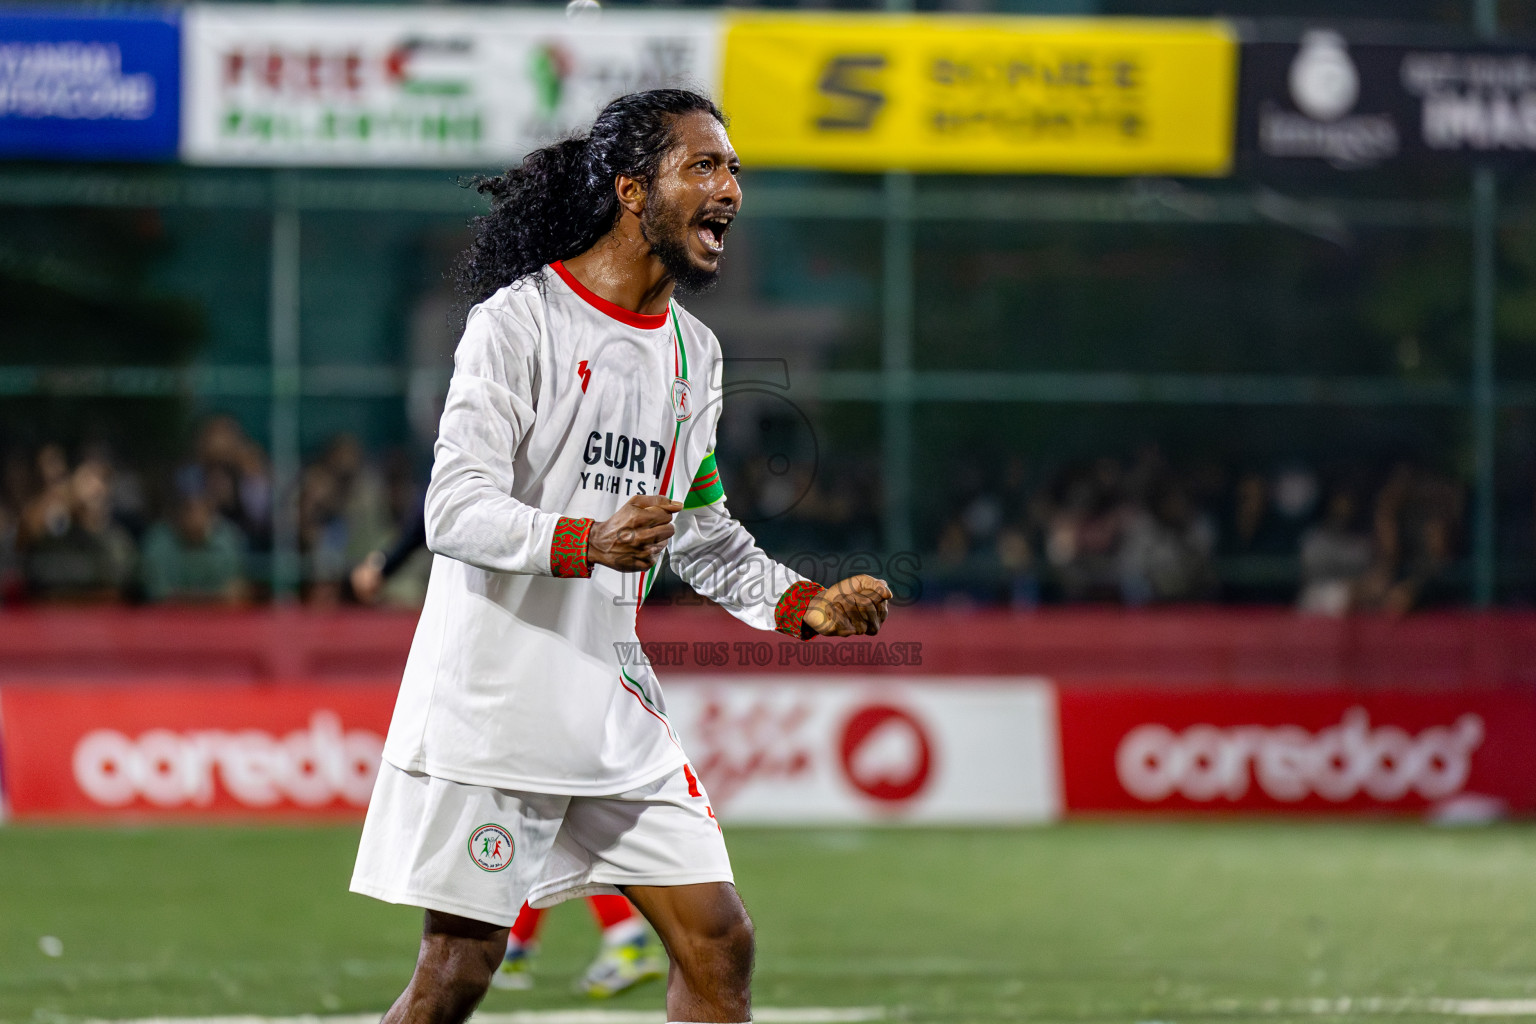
[586,894,636,930]
[509,902,544,946]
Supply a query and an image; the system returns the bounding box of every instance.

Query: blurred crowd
[924,447,1466,613]
[0,416,422,607]
[0,418,1468,613]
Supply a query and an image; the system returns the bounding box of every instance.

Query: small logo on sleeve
[468,823,514,871]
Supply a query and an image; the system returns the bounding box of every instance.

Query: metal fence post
[880,0,914,557]
[1471,0,1498,606]
[268,177,302,603]
[882,171,915,556]
[1471,169,1498,607]
[1475,0,1498,37]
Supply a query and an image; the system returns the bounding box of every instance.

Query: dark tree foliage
[0,207,203,459]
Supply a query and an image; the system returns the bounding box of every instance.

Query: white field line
[79,1008,888,1024]
[1444,1002,1536,1017]
[1196,998,1536,1017]
[1312,998,1536,1017]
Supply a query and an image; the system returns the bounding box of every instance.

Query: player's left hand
[804,575,893,637]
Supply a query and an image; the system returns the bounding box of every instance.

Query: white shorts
[350,761,733,926]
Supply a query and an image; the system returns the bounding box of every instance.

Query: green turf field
[1,822,1534,1023]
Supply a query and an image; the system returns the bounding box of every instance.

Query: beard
[641,191,721,295]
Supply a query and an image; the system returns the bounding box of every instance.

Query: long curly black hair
[455,88,726,305]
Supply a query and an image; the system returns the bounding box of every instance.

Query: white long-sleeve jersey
[382,262,821,795]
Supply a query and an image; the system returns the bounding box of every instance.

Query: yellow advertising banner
[721,15,1236,175]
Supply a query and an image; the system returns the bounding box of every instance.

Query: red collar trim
[550,261,669,330]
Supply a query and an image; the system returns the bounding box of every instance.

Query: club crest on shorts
[468,823,514,872]
[671,378,692,422]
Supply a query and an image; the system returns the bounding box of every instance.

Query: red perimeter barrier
[3,608,1534,821]
[0,681,394,819]
[2,607,1536,687]
[1057,689,1536,816]
[4,679,1530,821]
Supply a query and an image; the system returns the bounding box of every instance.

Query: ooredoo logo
[839,704,932,803]
[71,711,383,809]
[1115,708,1485,804]
[469,823,514,872]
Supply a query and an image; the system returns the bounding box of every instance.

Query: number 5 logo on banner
[815,55,888,132]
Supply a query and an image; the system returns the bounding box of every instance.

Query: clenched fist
[805,575,893,637]
[587,494,683,572]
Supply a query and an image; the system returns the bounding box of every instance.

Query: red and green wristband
[550,516,595,578]
[553,514,824,642]
[775,580,825,640]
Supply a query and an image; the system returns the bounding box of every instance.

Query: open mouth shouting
[696,210,734,256]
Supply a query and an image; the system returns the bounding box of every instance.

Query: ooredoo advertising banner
[0,9,180,161]
[181,4,721,167]
[0,682,392,818]
[1057,690,1536,815]
[6,679,1533,822]
[721,15,1236,175]
[1240,31,1536,170]
[0,677,1061,823]
[663,676,1062,824]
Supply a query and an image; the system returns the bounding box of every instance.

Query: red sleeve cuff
[551,516,595,578]
[774,581,825,639]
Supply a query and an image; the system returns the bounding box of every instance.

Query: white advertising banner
[182,4,723,166]
[661,676,1062,825]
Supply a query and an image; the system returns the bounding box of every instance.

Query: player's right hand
[586,494,684,572]
[350,551,386,604]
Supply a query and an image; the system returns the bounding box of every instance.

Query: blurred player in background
[496,894,662,995]
[349,88,890,1024]
[349,504,424,606]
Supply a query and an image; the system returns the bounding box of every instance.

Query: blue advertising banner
[0,8,179,161]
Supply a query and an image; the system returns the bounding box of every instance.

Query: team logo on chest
[468,823,514,872]
[672,378,692,422]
